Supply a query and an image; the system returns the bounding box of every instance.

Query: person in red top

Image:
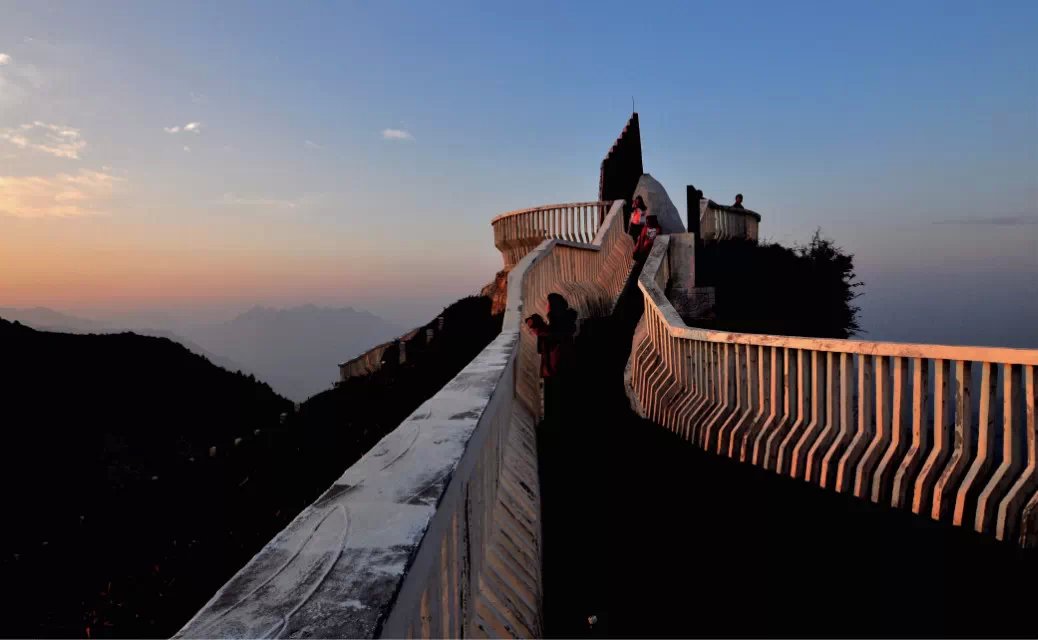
[634,214,662,261]
[628,195,648,243]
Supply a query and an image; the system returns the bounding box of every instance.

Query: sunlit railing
[699,199,761,242]
[176,201,633,639]
[492,201,613,268]
[629,234,1038,547]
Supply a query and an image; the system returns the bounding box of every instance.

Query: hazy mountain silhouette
[0,306,108,333]
[184,305,403,401]
[0,306,246,373]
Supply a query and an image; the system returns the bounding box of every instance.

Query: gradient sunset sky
[1,1,1035,342]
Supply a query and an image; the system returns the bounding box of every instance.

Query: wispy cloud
[304,139,323,149]
[0,169,123,218]
[0,53,45,108]
[183,145,191,152]
[0,121,86,159]
[164,121,202,134]
[381,128,414,141]
[221,193,300,209]
[933,214,1038,226]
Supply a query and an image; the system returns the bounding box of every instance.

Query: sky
[0,0,1035,343]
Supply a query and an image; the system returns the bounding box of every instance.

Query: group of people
[628,195,661,261]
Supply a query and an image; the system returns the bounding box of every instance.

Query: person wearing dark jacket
[524,293,577,418]
[634,214,663,261]
[628,195,648,243]
[732,193,745,209]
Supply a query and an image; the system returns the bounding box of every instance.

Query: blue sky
[0,0,1035,343]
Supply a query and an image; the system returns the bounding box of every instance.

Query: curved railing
[492,201,612,268]
[629,234,1038,547]
[699,199,761,242]
[176,201,633,639]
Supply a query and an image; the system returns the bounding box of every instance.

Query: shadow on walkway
[537,273,1036,638]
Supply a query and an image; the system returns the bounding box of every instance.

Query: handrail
[492,200,613,268]
[176,200,633,638]
[699,199,761,242]
[629,234,1038,547]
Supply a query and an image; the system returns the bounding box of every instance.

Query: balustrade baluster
[914,360,951,514]
[855,355,891,499]
[872,356,908,503]
[763,348,795,471]
[954,361,999,526]
[892,358,930,509]
[932,361,973,521]
[996,366,1037,542]
[777,349,808,475]
[806,351,839,485]
[791,350,824,480]
[978,364,1023,534]
[820,353,853,490]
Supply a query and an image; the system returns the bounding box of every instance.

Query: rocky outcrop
[480,268,510,316]
[634,173,686,234]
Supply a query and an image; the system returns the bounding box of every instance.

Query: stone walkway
[537,280,1037,638]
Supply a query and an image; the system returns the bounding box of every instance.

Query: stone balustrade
[492,201,612,268]
[628,235,1038,547]
[699,199,761,242]
[176,201,633,639]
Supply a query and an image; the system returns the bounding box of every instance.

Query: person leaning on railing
[524,293,577,420]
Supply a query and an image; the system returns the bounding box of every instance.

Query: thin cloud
[164,121,202,134]
[304,139,323,149]
[933,214,1038,226]
[183,146,191,152]
[221,193,299,209]
[0,121,86,159]
[0,169,123,218]
[382,128,414,141]
[0,54,45,108]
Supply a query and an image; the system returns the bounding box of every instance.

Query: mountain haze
[184,305,403,401]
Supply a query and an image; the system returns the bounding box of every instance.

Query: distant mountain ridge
[0,307,245,373]
[0,304,405,401]
[183,304,403,401]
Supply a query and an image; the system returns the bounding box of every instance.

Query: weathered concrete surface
[176,330,518,639]
[633,173,685,234]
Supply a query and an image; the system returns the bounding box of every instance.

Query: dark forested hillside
[0,294,502,638]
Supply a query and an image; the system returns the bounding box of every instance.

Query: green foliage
[693,230,862,339]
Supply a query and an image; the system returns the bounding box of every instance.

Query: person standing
[524,293,577,419]
[629,195,648,243]
[732,194,745,209]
